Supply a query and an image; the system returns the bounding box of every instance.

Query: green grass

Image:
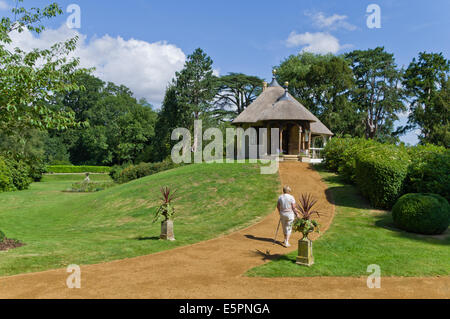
[0,163,279,276]
[247,167,450,277]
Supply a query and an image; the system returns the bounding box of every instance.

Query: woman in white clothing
[277,186,300,247]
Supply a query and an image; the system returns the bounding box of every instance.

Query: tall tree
[345,47,406,139]
[277,52,327,115]
[60,73,105,122]
[214,73,263,120]
[402,52,449,147]
[277,52,363,136]
[48,75,157,165]
[173,48,218,151]
[152,85,187,162]
[0,1,86,134]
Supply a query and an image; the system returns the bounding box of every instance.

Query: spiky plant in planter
[293,193,321,239]
[154,186,177,241]
[293,193,320,266]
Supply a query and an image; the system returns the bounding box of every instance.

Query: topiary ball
[392,193,450,235]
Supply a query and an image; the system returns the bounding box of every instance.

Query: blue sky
[2,0,450,144]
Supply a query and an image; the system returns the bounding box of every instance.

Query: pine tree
[403,52,449,147]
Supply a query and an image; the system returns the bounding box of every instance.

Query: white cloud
[7,25,186,106]
[286,31,345,54]
[285,11,355,54]
[400,129,420,145]
[306,11,357,31]
[397,110,411,119]
[0,0,10,10]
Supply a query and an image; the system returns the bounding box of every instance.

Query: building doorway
[282,127,290,154]
[282,124,300,155]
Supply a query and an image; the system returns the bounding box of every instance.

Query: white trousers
[280,212,295,236]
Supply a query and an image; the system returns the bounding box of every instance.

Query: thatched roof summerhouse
[232,70,333,161]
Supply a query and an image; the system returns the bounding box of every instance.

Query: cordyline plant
[153,186,177,223]
[293,193,320,239]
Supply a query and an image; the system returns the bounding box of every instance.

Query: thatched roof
[310,118,333,136]
[232,82,333,136]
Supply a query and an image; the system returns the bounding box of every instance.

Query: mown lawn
[0,163,279,276]
[247,167,450,277]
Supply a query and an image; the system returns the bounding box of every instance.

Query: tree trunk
[192,112,199,152]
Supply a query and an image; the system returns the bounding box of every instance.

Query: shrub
[322,138,355,172]
[355,144,410,209]
[392,193,450,235]
[48,165,111,173]
[0,156,33,192]
[109,164,130,182]
[27,158,47,182]
[323,138,449,211]
[337,138,379,183]
[4,158,32,191]
[323,138,380,182]
[405,145,449,201]
[0,230,6,242]
[118,162,150,183]
[111,160,181,184]
[0,157,12,192]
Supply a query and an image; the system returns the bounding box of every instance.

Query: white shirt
[278,194,296,215]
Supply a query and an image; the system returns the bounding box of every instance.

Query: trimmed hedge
[338,138,378,183]
[405,145,449,201]
[392,193,450,235]
[110,160,181,184]
[323,138,379,183]
[355,144,410,209]
[323,138,449,210]
[323,138,356,172]
[47,165,111,174]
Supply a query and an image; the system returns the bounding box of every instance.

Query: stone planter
[160,220,175,241]
[296,238,314,266]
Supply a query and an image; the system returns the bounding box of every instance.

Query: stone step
[282,155,300,162]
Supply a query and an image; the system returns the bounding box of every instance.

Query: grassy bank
[0,163,279,276]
